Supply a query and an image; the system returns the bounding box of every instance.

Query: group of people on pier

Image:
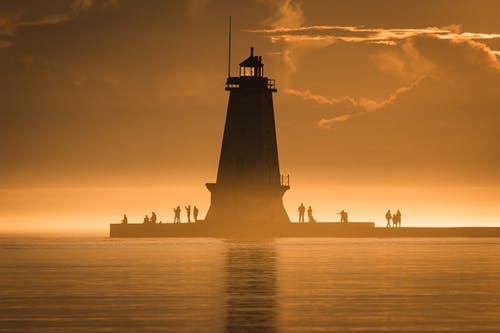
[120,205,200,224]
[298,203,317,223]
[296,205,402,227]
[143,212,157,224]
[121,206,403,226]
[298,204,349,224]
[173,205,199,223]
[385,209,402,228]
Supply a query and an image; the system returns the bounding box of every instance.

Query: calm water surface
[1,237,499,332]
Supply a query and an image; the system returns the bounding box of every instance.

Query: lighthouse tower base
[204,183,290,234]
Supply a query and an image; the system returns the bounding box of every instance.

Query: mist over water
[1,236,500,332]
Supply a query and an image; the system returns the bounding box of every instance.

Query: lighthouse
[205,47,290,232]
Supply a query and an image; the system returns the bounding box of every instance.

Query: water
[1,237,500,332]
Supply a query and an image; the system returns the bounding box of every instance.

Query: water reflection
[223,241,278,333]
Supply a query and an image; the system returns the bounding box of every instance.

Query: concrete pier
[109,222,500,238]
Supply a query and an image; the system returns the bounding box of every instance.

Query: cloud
[285,88,356,107]
[15,13,72,30]
[249,23,500,72]
[260,0,307,79]
[255,1,500,129]
[264,0,304,29]
[455,39,500,71]
[371,39,437,81]
[249,24,500,44]
[0,0,119,47]
[71,0,94,13]
[317,114,352,126]
[71,0,119,13]
[286,78,422,128]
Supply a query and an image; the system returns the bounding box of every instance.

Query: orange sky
[1,0,499,232]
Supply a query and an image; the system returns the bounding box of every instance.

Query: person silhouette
[338,210,348,223]
[173,206,181,223]
[307,206,316,223]
[143,214,149,224]
[385,210,392,228]
[185,205,191,223]
[121,214,128,224]
[395,210,402,227]
[298,203,306,223]
[392,213,398,228]
[176,206,181,223]
[150,212,157,224]
[193,206,199,222]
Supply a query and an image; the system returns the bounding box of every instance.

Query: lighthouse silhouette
[205,47,290,232]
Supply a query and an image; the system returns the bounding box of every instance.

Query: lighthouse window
[240,66,255,77]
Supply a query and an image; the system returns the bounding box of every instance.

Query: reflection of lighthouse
[205,47,290,230]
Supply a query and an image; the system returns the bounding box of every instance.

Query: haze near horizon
[1,0,499,233]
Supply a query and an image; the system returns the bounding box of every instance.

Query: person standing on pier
[185,205,191,223]
[193,206,199,222]
[150,212,157,224]
[176,206,181,223]
[173,206,181,223]
[298,203,306,223]
[307,206,316,223]
[395,210,402,227]
[385,210,392,228]
[338,210,348,223]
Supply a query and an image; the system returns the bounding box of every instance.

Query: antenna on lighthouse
[227,16,232,78]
